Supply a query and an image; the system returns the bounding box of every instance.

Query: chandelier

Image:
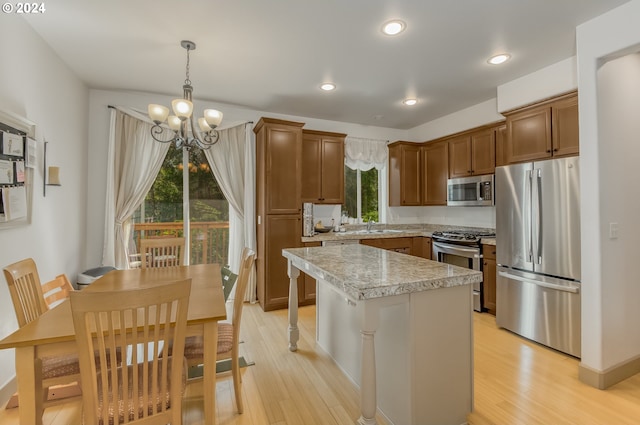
[147,40,223,151]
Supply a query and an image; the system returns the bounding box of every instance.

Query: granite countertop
[302,223,497,245]
[282,244,482,301]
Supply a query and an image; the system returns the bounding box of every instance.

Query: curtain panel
[102,107,169,268]
[344,136,389,171]
[203,122,257,303]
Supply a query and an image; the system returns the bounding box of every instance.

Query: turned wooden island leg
[357,329,378,425]
[287,262,300,352]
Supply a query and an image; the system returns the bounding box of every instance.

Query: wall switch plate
[609,222,619,239]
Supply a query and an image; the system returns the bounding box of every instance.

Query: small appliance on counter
[302,202,314,236]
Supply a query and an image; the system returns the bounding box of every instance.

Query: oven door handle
[432,241,481,258]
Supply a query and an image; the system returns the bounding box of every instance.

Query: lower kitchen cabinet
[360,237,414,255]
[482,244,497,315]
[302,241,321,303]
[420,237,432,260]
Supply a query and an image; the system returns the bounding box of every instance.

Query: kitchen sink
[335,229,404,235]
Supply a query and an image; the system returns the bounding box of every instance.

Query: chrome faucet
[367,219,376,232]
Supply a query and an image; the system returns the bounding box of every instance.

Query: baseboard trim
[579,355,640,389]
[0,376,17,409]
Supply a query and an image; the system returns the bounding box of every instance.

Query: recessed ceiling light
[382,20,406,36]
[403,98,418,106]
[320,83,336,91]
[487,53,511,65]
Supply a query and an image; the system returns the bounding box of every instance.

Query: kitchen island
[283,244,482,425]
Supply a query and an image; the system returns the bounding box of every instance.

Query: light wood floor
[3,304,640,425]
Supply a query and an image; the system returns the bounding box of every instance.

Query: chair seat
[42,354,81,380]
[184,322,234,359]
[94,357,185,425]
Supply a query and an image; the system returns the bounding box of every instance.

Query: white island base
[283,245,477,425]
[317,280,473,425]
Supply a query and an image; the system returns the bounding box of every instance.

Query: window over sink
[344,165,380,223]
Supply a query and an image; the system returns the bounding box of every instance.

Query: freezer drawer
[496,267,581,358]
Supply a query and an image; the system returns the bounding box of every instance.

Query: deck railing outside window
[132,221,229,266]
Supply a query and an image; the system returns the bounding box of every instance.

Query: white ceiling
[24,0,628,129]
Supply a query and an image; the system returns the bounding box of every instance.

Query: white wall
[86,90,408,267]
[576,0,640,373]
[0,17,88,392]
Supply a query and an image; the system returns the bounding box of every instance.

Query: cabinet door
[266,127,302,214]
[361,237,413,254]
[401,144,422,206]
[320,137,345,204]
[423,141,449,205]
[506,106,552,163]
[448,135,472,178]
[495,125,507,167]
[482,244,497,315]
[301,241,321,303]
[552,95,579,157]
[301,134,322,202]
[263,215,302,311]
[471,128,496,175]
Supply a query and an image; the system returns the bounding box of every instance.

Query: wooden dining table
[0,263,226,425]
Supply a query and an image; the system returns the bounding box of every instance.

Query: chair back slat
[42,274,74,309]
[139,237,185,269]
[70,279,191,425]
[3,258,48,327]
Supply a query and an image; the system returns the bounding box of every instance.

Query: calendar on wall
[0,110,36,228]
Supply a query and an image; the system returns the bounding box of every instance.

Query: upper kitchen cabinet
[389,141,422,206]
[448,125,498,178]
[422,140,449,205]
[495,124,508,167]
[504,91,579,164]
[254,118,304,215]
[301,130,346,204]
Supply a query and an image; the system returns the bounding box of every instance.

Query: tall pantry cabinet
[254,118,307,311]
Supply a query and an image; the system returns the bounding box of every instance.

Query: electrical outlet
[609,222,619,239]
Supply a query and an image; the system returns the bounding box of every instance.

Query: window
[132,145,229,266]
[344,165,379,222]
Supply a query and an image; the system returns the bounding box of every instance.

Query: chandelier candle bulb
[172,99,193,120]
[168,116,182,131]
[148,104,169,124]
[204,109,223,127]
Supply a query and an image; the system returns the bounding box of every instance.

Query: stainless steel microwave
[447,174,494,206]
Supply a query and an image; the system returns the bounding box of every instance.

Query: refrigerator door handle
[527,169,533,263]
[498,271,580,294]
[536,169,543,264]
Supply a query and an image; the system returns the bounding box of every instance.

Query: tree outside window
[344,165,379,223]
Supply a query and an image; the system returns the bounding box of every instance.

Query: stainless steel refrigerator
[495,156,581,357]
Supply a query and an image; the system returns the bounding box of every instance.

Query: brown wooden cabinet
[255,118,305,311]
[389,142,422,206]
[482,244,497,315]
[448,126,498,178]
[495,124,508,167]
[360,237,414,255]
[301,130,346,204]
[302,241,322,302]
[422,141,449,206]
[504,91,579,164]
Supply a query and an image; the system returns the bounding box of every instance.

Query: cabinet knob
[553,148,558,152]
[546,149,551,153]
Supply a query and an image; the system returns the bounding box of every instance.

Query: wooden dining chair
[183,247,256,414]
[70,279,191,425]
[2,259,82,408]
[139,237,186,269]
[42,274,74,309]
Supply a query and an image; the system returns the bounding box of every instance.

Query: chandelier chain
[184,45,191,86]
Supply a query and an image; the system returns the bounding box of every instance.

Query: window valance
[344,136,388,171]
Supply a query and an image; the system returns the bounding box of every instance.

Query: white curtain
[102,107,169,268]
[345,136,389,171]
[203,123,257,302]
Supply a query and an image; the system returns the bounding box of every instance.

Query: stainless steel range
[431,230,495,312]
